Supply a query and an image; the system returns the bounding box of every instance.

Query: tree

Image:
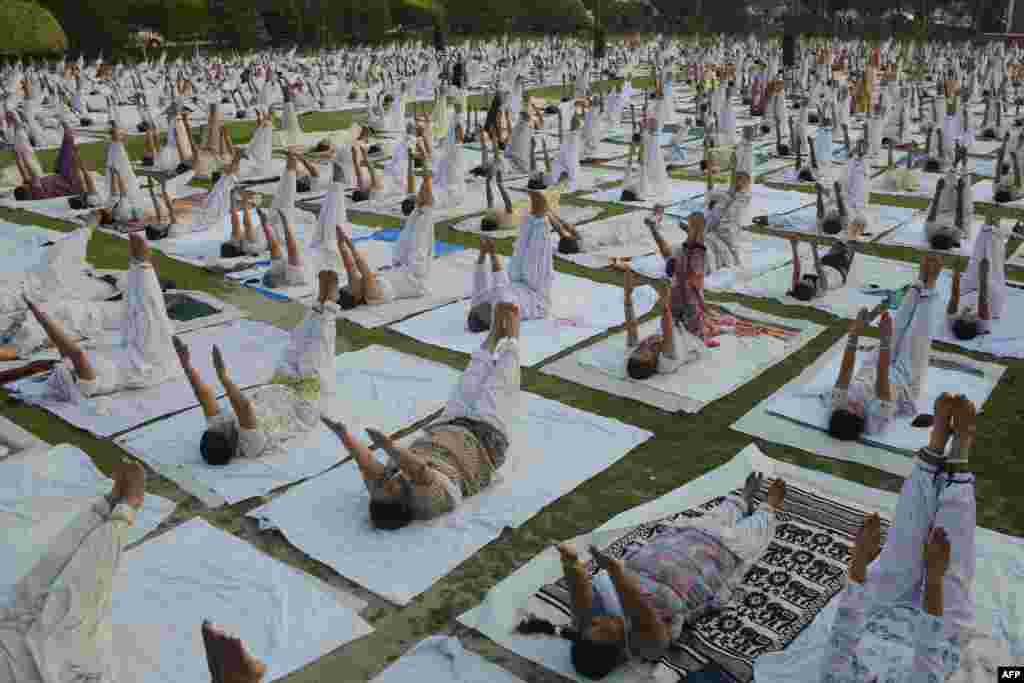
[0,0,68,55]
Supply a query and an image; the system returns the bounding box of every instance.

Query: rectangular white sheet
[582,180,708,209]
[926,274,1024,359]
[109,518,373,683]
[876,216,983,257]
[542,302,824,412]
[736,335,1005,475]
[372,636,525,683]
[115,346,461,507]
[629,231,795,292]
[339,248,483,328]
[554,212,660,269]
[391,273,658,367]
[458,444,1024,683]
[449,204,605,240]
[737,252,921,319]
[0,444,175,593]
[6,319,292,438]
[251,390,652,605]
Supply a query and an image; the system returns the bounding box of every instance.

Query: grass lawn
[2,78,1022,681]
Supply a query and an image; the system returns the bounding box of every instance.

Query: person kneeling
[327,301,521,529]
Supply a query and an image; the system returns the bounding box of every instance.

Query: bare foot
[114,460,146,510]
[317,269,339,304]
[128,232,150,262]
[202,621,267,683]
[766,478,786,509]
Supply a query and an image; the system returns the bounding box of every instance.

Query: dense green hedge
[0,1,68,55]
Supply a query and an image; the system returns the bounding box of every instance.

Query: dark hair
[626,353,658,380]
[571,637,626,680]
[220,242,245,258]
[925,159,941,173]
[337,288,360,310]
[145,224,170,241]
[368,499,414,530]
[401,197,416,215]
[200,429,236,466]
[952,317,980,340]
[620,189,638,202]
[791,281,817,301]
[995,188,1014,203]
[516,616,621,679]
[558,235,581,254]
[13,186,29,201]
[351,189,370,202]
[821,216,843,235]
[528,176,548,190]
[467,303,492,332]
[828,409,866,441]
[929,233,956,251]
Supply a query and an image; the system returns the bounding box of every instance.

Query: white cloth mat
[392,273,658,366]
[869,171,951,201]
[458,444,1024,683]
[115,346,461,507]
[109,518,373,683]
[0,415,48,456]
[927,275,1024,359]
[0,444,175,594]
[876,216,982,257]
[251,391,652,605]
[582,180,708,209]
[553,213,659,269]
[372,636,525,683]
[0,195,100,223]
[339,248,483,328]
[6,319,292,438]
[542,303,824,412]
[630,231,794,292]
[450,204,604,240]
[735,336,1005,476]
[737,253,921,319]
[765,204,920,239]
[506,166,620,194]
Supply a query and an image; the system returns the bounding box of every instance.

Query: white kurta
[45,261,178,402]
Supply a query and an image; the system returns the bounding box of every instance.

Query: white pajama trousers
[866,459,977,633]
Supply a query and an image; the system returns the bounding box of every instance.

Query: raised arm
[365,427,433,485]
[596,549,669,648]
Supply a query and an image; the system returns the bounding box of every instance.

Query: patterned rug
[533,482,886,682]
